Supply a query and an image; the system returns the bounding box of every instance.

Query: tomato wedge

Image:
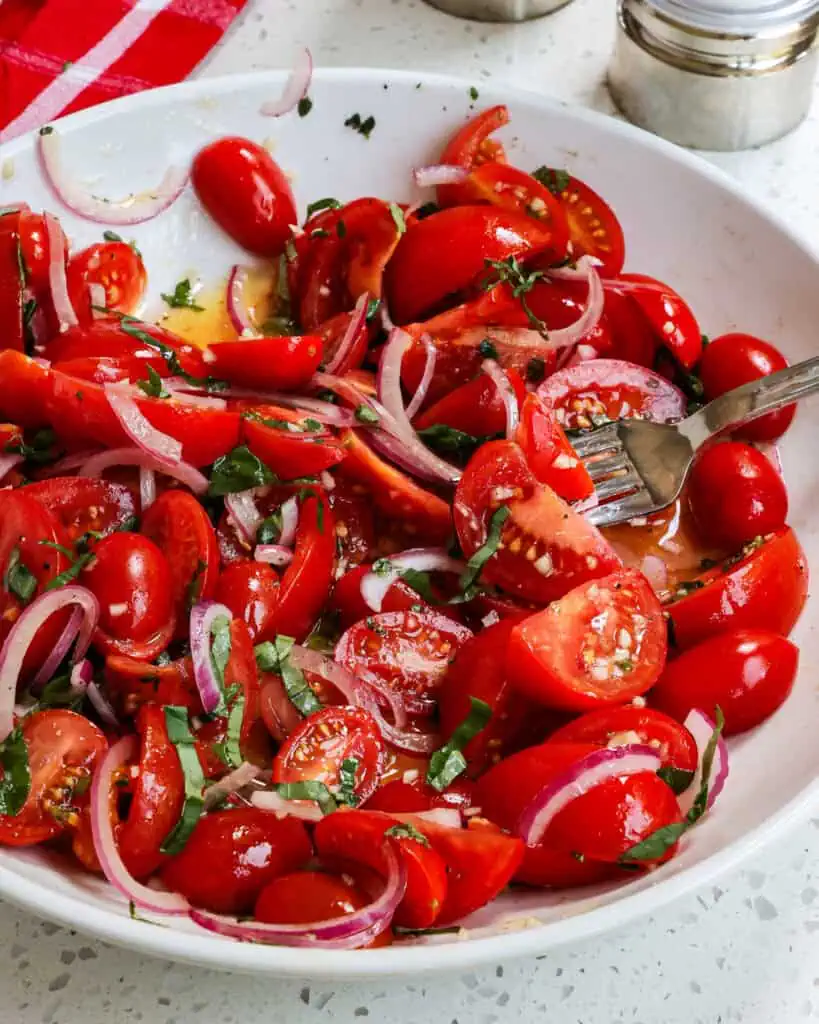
[413,367,525,437]
[436,105,510,207]
[240,405,346,479]
[105,654,198,717]
[202,335,322,392]
[25,477,137,544]
[516,393,594,502]
[555,174,625,277]
[607,274,702,370]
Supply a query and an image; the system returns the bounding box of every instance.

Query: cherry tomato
[259,669,304,744]
[82,532,175,659]
[699,332,794,442]
[601,287,658,367]
[202,335,322,392]
[651,629,798,735]
[366,776,476,814]
[413,367,526,437]
[329,478,375,576]
[0,351,52,428]
[191,137,297,257]
[25,477,137,545]
[453,440,620,605]
[436,105,510,207]
[607,274,702,370]
[159,808,311,914]
[19,210,68,295]
[240,404,346,480]
[0,710,106,847]
[105,654,198,717]
[331,563,429,631]
[666,528,808,649]
[314,808,449,928]
[508,569,667,711]
[273,705,386,803]
[215,562,281,642]
[687,442,788,549]
[554,174,625,277]
[117,703,184,879]
[336,609,473,715]
[66,242,146,323]
[516,393,594,502]
[0,212,25,352]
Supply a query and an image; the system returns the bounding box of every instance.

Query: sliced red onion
[259,46,313,117]
[566,343,599,368]
[70,658,93,691]
[39,131,188,226]
[359,548,465,613]
[31,606,83,690]
[225,490,262,545]
[640,554,669,594]
[0,454,23,484]
[139,467,157,511]
[413,164,469,188]
[405,335,437,421]
[80,448,208,495]
[204,762,261,810]
[410,808,462,829]
[104,384,182,465]
[250,789,324,822]
[678,709,729,816]
[190,601,235,714]
[89,283,106,319]
[547,254,604,283]
[190,842,405,947]
[226,265,258,337]
[44,449,104,475]
[163,379,227,410]
[320,471,335,491]
[278,496,299,548]
[44,212,78,331]
[481,358,520,439]
[254,544,294,568]
[379,299,395,334]
[91,735,189,915]
[517,744,663,847]
[171,380,355,427]
[325,293,369,375]
[87,681,119,728]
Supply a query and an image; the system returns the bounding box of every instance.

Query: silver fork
[573,356,819,528]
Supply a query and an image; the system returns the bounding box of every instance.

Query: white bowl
[0,67,817,979]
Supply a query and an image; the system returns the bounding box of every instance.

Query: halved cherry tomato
[66,242,146,323]
[336,609,473,715]
[436,105,510,208]
[314,808,449,928]
[366,776,475,814]
[666,528,808,649]
[0,351,52,428]
[384,206,561,325]
[608,274,702,369]
[202,335,322,392]
[52,355,154,385]
[331,563,426,630]
[105,654,198,717]
[19,210,68,295]
[687,442,788,549]
[240,405,346,479]
[413,367,525,437]
[329,478,375,575]
[651,629,798,735]
[160,809,311,914]
[516,393,594,501]
[215,562,281,642]
[273,705,386,804]
[453,439,620,604]
[117,703,184,879]
[555,174,625,277]
[317,309,371,375]
[508,569,667,710]
[0,710,106,847]
[192,137,297,257]
[82,531,175,659]
[547,706,698,772]
[141,489,220,635]
[25,476,137,544]
[0,211,24,352]
[601,287,658,367]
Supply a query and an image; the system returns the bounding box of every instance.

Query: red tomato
[105,654,198,717]
[141,490,220,635]
[273,706,386,803]
[331,563,429,631]
[508,569,667,711]
[0,212,24,352]
[366,776,475,814]
[607,274,702,370]
[25,477,136,546]
[0,351,52,428]
[52,355,153,385]
[651,629,798,735]
[666,528,808,649]
[117,703,184,879]
[202,335,322,392]
[66,242,146,323]
[453,439,620,605]
[687,442,788,549]
[552,174,625,277]
[437,105,510,207]
[19,210,68,295]
[0,710,106,847]
[83,532,175,659]
[329,478,375,575]
[215,562,280,642]
[413,367,526,437]
[516,393,594,502]
[160,809,311,914]
[314,808,449,928]
[259,670,303,744]
[191,137,297,256]
[317,309,371,375]
[240,405,346,480]
[699,333,794,442]
[601,288,658,367]
[336,609,473,715]
[547,706,698,772]
[384,206,561,325]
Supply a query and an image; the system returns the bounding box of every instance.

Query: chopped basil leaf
[426,696,492,791]
[532,166,570,195]
[344,113,375,139]
[478,338,498,360]
[39,125,54,136]
[103,230,123,243]
[298,96,313,117]
[336,219,347,239]
[261,315,298,336]
[469,86,479,101]
[354,404,379,425]
[306,197,342,218]
[337,757,360,807]
[6,427,56,466]
[372,558,393,577]
[114,315,228,392]
[4,547,36,603]
[208,445,276,497]
[276,780,337,815]
[385,822,429,846]
[399,568,438,604]
[255,635,322,717]
[365,297,381,321]
[38,672,83,710]
[185,558,207,611]
[257,511,283,545]
[38,540,93,592]
[136,365,169,399]
[665,613,677,650]
[415,202,440,220]
[16,239,27,286]
[417,423,496,461]
[316,497,325,534]
[160,706,205,855]
[209,615,232,713]
[0,727,30,816]
[674,580,705,598]
[389,203,407,235]
[161,278,203,311]
[23,297,38,353]
[311,228,330,239]
[394,924,462,937]
[657,765,695,796]
[459,506,509,597]
[223,695,245,770]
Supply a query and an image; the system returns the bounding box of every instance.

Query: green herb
[39,540,94,591]
[22,297,38,352]
[570,850,586,862]
[0,727,30,817]
[103,230,123,243]
[160,706,205,855]
[337,757,360,807]
[665,614,677,650]
[38,673,84,710]
[209,615,232,713]
[657,765,696,796]
[532,166,571,195]
[298,96,313,117]
[62,61,73,71]
[354,404,379,425]
[389,203,407,235]
[7,427,56,465]
[701,333,710,347]
[16,240,27,286]
[385,822,429,846]
[4,547,36,603]
[276,780,337,815]
[459,506,509,598]
[208,446,276,497]
[336,219,347,239]
[306,197,342,218]
[478,338,498,360]
[223,695,245,770]
[185,558,207,611]
[365,297,381,321]
[160,278,203,311]
[394,924,462,937]
[615,658,634,673]
[469,86,479,101]
[39,126,54,136]
[316,497,325,534]
[674,580,705,598]
[256,635,322,716]
[399,568,439,604]
[261,314,298,336]
[483,257,548,338]
[417,424,494,461]
[415,202,439,220]
[136,365,169,399]
[257,512,283,545]
[344,113,375,139]
[426,697,492,792]
[526,357,547,384]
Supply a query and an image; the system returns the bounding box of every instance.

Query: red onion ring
[90,735,189,915]
[190,600,235,714]
[404,335,437,421]
[325,293,369,375]
[259,46,314,117]
[70,658,93,692]
[250,789,324,822]
[480,358,520,439]
[225,490,262,546]
[162,380,226,410]
[359,548,465,613]
[104,384,182,464]
[379,299,395,334]
[0,454,23,484]
[89,283,107,320]
[517,744,663,847]
[278,497,299,548]
[678,709,729,816]
[254,545,294,568]
[639,554,669,594]
[408,808,463,829]
[139,467,157,511]
[39,131,188,226]
[204,762,262,810]
[87,680,119,728]
[79,448,208,495]
[171,380,355,428]
[413,165,469,188]
[190,842,405,948]
[44,212,78,331]
[226,265,258,337]
[0,586,99,742]
[31,606,83,690]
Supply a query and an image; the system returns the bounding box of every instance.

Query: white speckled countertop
[5,1,819,1020]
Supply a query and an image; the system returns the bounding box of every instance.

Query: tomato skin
[19,210,68,295]
[66,242,147,323]
[651,629,798,735]
[0,213,24,353]
[0,350,51,428]
[366,777,476,814]
[413,367,526,437]
[666,528,808,649]
[192,137,297,256]
[241,406,346,480]
[331,563,424,630]
[160,809,312,914]
[557,175,625,278]
[508,569,667,711]
[611,274,702,370]
[329,478,375,575]
[516,393,594,502]
[687,442,788,549]
[601,287,658,367]
[215,562,281,642]
[699,333,793,442]
[437,105,510,207]
[314,808,449,929]
[0,710,106,847]
[105,655,199,717]
[203,335,322,392]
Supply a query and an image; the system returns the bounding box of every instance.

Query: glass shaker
[422,0,575,22]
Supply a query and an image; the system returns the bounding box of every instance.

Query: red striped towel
[0,0,248,142]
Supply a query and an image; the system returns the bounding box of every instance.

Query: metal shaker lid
[648,0,819,34]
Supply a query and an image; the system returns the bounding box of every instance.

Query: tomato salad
[0,90,807,951]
